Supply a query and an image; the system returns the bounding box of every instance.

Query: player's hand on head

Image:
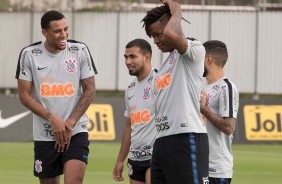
[161,0,182,17]
[160,0,171,5]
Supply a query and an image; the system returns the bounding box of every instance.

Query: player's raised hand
[160,0,182,18]
[160,0,191,24]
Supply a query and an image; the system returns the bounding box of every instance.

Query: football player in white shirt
[142,1,209,184]
[16,10,97,184]
[201,40,239,184]
[113,39,157,184]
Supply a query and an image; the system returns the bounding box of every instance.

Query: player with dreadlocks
[141,0,209,184]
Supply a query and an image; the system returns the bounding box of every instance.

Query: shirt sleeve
[219,83,239,119]
[124,89,130,118]
[80,45,97,80]
[16,50,33,81]
[183,38,206,63]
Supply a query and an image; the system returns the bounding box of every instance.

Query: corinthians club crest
[143,86,152,100]
[65,59,77,73]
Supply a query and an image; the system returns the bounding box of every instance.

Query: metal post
[115,12,121,91]
[253,0,260,100]
[30,0,34,44]
[71,0,75,38]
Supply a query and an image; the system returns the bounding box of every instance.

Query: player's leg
[62,132,89,184]
[130,179,146,184]
[34,141,63,184]
[145,167,151,184]
[128,159,151,184]
[159,133,194,184]
[64,159,86,184]
[195,133,209,184]
[155,133,208,184]
[39,177,60,184]
[151,138,167,184]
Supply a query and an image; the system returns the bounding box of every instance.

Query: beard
[129,64,145,77]
[129,70,139,76]
[203,67,208,77]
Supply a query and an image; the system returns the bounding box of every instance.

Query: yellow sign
[244,105,282,140]
[86,104,116,140]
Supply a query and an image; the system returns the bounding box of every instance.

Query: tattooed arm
[66,76,96,128]
[200,104,236,136]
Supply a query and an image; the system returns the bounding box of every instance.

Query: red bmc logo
[40,83,75,97]
[130,109,151,125]
[156,73,171,91]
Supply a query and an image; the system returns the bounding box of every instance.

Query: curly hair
[141,5,170,37]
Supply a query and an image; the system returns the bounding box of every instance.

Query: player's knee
[64,175,84,184]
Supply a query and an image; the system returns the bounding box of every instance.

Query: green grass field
[0,142,281,184]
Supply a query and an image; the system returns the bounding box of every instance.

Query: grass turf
[0,142,281,184]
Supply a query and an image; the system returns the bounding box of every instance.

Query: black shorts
[151,133,209,184]
[34,132,89,178]
[209,177,232,184]
[127,159,151,182]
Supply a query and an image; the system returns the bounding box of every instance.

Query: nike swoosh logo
[0,110,31,128]
[37,66,48,70]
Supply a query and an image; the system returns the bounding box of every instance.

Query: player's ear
[206,54,213,65]
[145,53,151,64]
[42,29,47,37]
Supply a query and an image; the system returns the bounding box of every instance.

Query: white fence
[0,9,282,94]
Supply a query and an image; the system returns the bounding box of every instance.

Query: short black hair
[41,10,65,29]
[126,39,152,56]
[141,5,170,37]
[203,40,228,67]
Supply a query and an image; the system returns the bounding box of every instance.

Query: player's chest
[206,85,222,107]
[33,54,80,77]
[127,83,155,109]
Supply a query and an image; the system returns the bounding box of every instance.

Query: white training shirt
[124,68,157,161]
[154,38,207,139]
[15,40,97,141]
[205,77,239,178]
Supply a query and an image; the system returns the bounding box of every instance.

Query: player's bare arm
[63,76,95,150]
[17,79,68,150]
[66,76,95,127]
[162,0,187,54]
[200,104,236,136]
[113,118,131,181]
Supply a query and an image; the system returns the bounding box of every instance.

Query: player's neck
[44,41,63,54]
[206,70,224,84]
[137,66,152,81]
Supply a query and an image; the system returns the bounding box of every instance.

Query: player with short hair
[141,0,209,184]
[113,38,157,184]
[15,10,97,184]
[201,40,239,184]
